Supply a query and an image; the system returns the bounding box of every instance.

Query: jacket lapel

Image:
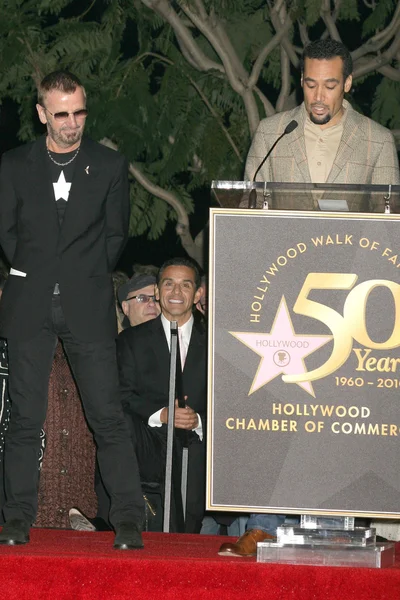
[150,315,205,392]
[151,316,172,380]
[287,104,311,183]
[183,319,206,383]
[27,137,60,232]
[326,101,359,184]
[57,137,100,250]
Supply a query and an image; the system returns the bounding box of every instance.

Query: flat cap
[118,274,156,304]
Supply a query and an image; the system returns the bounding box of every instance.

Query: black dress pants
[95,414,205,533]
[126,415,205,533]
[4,295,144,527]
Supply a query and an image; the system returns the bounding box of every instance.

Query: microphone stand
[248,119,298,209]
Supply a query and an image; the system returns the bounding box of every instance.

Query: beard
[309,110,332,126]
[47,120,84,149]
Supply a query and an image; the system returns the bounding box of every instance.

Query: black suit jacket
[117,314,207,427]
[117,314,207,529]
[0,136,130,341]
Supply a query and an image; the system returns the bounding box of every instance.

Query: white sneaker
[69,508,96,532]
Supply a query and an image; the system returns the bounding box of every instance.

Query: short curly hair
[300,39,353,81]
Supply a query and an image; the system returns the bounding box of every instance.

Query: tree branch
[248,18,292,88]
[333,0,343,19]
[268,0,298,68]
[16,37,43,86]
[254,86,276,118]
[320,0,342,41]
[273,0,286,12]
[276,47,291,112]
[298,21,310,48]
[122,52,242,161]
[378,64,400,82]
[175,1,263,135]
[275,2,291,113]
[192,0,208,21]
[213,19,250,84]
[139,0,224,73]
[76,0,97,21]
[352,2,400,61]
[353,33,400,79]
[188,77,243,161]
[100,137,203,262]
[139,0,262,136]
[176,0,246,95]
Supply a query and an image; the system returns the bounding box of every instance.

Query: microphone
[248,119,298,208]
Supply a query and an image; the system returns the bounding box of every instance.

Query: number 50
[282,273,400,384]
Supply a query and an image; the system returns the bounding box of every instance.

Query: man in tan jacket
[246,39,399,188]
[220,38,400,558]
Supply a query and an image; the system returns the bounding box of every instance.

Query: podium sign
[208,204,400,519]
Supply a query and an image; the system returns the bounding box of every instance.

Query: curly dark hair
[300,39,353,81]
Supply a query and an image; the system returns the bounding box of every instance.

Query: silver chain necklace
[46,144,81,167]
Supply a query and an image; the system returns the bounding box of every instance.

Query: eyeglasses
[42,107,88,122]
[126,294,157,304]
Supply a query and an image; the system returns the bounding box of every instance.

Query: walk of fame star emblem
[230,296,332,397]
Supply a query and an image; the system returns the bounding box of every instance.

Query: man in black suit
[117,257,207,533]
[0,71,144,548]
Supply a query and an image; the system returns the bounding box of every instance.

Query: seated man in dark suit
[117,257,206,533]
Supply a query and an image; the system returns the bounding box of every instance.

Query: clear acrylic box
[277,525,375,547]
[256,514,396,568]
[257,541,395,568]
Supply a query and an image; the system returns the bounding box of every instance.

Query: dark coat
[0,136,130,341]
[117,314,207,531]
[117,315,207,425]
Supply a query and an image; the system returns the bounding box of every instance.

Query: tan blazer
[245,100,400,186]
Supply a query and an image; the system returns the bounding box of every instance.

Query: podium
[211,180,400,212]
[207,181,400,567]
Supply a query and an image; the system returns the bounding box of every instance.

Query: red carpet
[0,529,399,599]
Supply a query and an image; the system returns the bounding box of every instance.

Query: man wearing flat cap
[118,274,160,328]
